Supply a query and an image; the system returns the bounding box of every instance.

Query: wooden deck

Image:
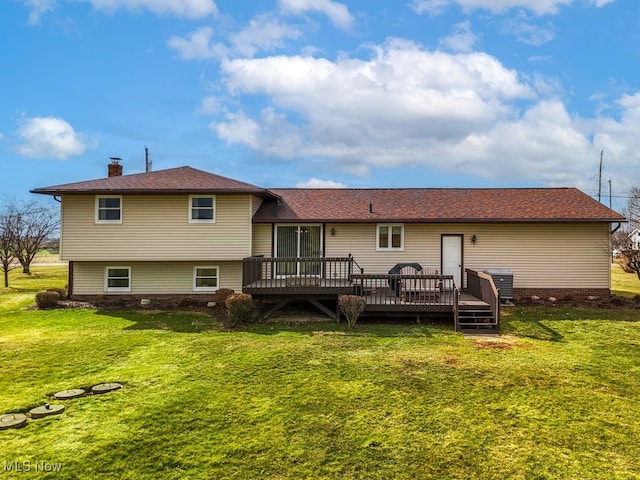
[242,256,499,332]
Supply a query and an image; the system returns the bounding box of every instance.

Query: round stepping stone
[53,388,85,400]
[91,383,122,394]
[0,413,28,430]
[30,404,65,419]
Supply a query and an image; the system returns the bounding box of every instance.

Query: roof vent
[108,157,123,177]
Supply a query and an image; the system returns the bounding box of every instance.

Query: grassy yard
[1,267,640,479]
[611,262,640,298]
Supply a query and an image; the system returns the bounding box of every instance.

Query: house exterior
[629,229,640,250]
[32,162,625,302]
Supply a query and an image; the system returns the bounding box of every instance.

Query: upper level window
[96,196,122,224]
[189,196,215,223]
[377,224,404,251]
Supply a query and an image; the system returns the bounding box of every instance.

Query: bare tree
[623,187,640,232]
[0,200,59,286]
[12,201,59,274]
[0,207,19,288]
[611,229,629,253]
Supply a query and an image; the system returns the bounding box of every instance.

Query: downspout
[611,222,621,234]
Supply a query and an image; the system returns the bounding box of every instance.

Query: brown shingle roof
[253,188,625,223]
[31,166,625,223]
[31,166,277,198]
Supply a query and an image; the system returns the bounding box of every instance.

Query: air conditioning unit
[483,268,514,301]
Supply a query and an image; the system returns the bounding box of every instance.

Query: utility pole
[608,179,612,209]
[598,150,604,203]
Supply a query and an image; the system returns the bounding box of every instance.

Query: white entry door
[441,235,463,288]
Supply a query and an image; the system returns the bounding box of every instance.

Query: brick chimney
[108,157,123,177]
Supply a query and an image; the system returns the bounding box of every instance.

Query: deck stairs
[456,302,498,334]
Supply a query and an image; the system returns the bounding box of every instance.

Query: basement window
[193,266,219,291]
[377,224,404,251]
[96,196,122,224]
[105,267,131,292]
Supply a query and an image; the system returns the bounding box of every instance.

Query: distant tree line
[0,200,59,287]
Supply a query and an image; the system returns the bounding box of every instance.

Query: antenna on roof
[145,146,152,173]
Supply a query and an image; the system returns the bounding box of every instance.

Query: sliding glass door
[275,225,322,276]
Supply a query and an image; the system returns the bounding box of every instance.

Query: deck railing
[242,256,459,313]
[463,269,500,328]
[349,273,457,310]
[242,256,356,295]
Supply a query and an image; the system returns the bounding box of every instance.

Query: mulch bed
[515,294,640,309]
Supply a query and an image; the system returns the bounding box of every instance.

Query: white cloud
[213,39,533,167]
[16,116,87,159]
[23,0,217,22]
[439,21,479,52]
[219,39,533,138]
[169,15,303,60]
[168,27,219,59]
[199,96,224,115]
[211,111,261,149]
[230,13,303,57]
[411,0,575,16]
[210,37,640,192]
[296,178,347,188]
[279,0,354,30]
[84,0,217,18]
[502,13,555,45]
[23,0,56,25]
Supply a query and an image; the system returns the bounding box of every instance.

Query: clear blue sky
[1,0,638,213]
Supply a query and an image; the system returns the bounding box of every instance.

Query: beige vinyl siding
[325,222,612,289]
[73,261,243,295]
[251,223,273,257]
[251,196,264,216]
[61,194,253,261]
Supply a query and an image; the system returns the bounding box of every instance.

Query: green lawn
[611,262,640,298]
[1,267,640,479]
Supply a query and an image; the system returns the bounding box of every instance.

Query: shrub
[214,288,235,307]
[225,293,253,326]
[338,295,366,329]
[47,287,68,300]
[36,291,61,309]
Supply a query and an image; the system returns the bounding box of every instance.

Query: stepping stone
[30,404,65,419]
[53,389,85,400]
[91,383,122,394]
[0,413,28,430]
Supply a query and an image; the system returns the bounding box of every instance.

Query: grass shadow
[94,309,225,334]
[500,316,564,342]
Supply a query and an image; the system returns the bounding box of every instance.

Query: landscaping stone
[53,388,86,400]
[30,404,65,419]
[91,383,123,394]
[0,413,28,430]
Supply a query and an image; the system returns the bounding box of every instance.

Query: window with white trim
[96,196,122,224]
[193,266,219,291]
[105,267,131,292]
[377,224,404,251]
[189,196,215,223]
